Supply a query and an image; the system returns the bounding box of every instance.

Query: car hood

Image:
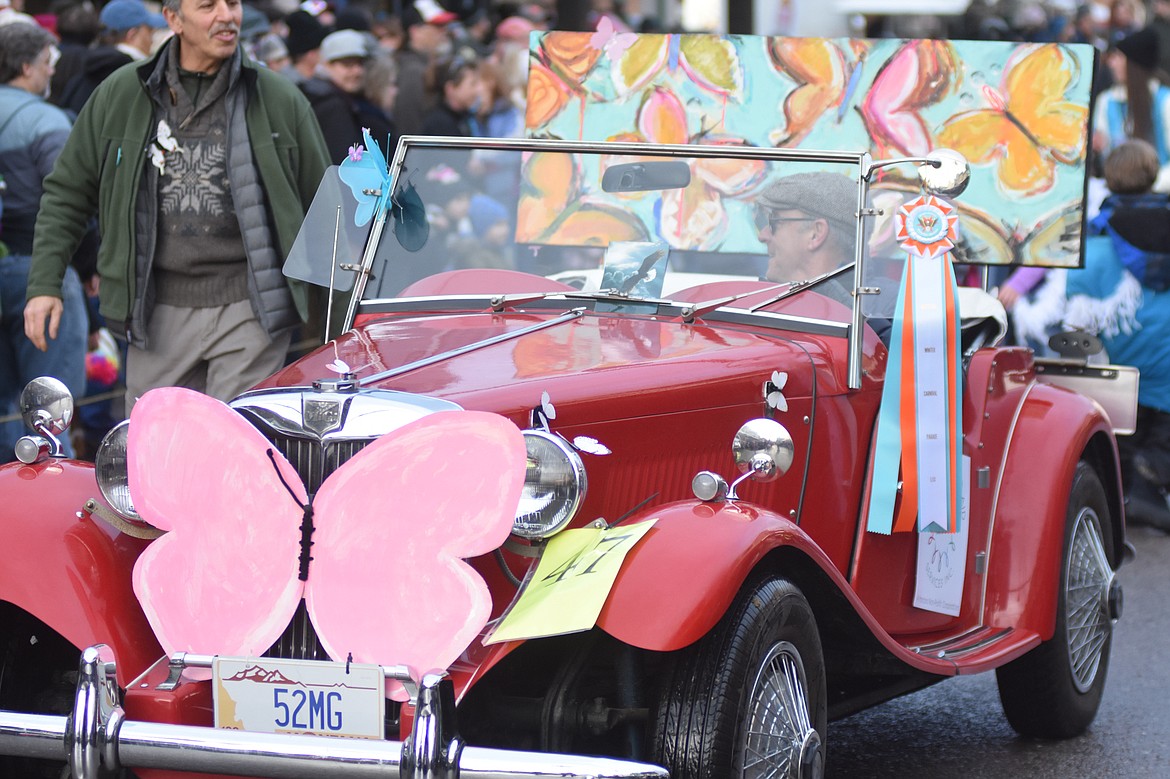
[262,310,855,416]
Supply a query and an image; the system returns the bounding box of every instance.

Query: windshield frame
[333,135,877,388]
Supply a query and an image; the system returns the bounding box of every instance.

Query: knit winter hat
[1118,26,1158,71]
[284,9,326,57]
[757,172,858,234]
[495,15,535,43]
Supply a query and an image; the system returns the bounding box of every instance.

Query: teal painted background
[525,34,1094,267]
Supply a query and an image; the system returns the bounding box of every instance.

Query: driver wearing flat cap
[756,171,858,284]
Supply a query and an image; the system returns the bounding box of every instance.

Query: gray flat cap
[758,172,858,233]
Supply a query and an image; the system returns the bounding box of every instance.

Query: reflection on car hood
[261,310,853,416]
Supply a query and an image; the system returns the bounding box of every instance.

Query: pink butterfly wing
[864,45,934,157]
[129,388,306,657]
[861,41,956,157]
[307,410,526,677]
[589,13,615,48]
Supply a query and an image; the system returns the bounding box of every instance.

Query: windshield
[285,138,918,326]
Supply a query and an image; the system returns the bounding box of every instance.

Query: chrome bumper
[0,645,669,779]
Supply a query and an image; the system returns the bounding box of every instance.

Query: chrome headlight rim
[94,420,142,522]
[513,429,587,540]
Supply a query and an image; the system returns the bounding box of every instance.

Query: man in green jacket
[24,0,329,409]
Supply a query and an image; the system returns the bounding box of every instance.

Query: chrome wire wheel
[997,461,1116,739]
[652,577,826,779]
[1065,506,1113,693]
[741,641,821,779]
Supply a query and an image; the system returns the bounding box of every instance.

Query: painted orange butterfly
[935,44,1089,196]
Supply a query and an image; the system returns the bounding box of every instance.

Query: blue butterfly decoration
[338,128,392,227]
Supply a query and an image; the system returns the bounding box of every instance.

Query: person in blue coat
[1065,139,1170,530]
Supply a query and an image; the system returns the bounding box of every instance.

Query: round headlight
[94,420,141,521]
[513,430,586,540]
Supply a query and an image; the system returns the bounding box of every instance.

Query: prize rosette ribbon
[865,195,964,534]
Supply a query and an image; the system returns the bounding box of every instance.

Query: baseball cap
[320,28,367,62]
[757,172,858,234]
[240,4,270,40]
[99,0,166,31]
[469,194,508,238]
[403,0,456,28]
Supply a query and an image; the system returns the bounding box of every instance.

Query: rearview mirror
[602,161,691,193]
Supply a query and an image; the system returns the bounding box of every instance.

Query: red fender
[0,461,161,687]
[983,382,1118,640]
[594,500,861,654]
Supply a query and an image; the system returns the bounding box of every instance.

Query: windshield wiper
[748,265,856,310]
[488,288,665,312]
[679,265,856,324]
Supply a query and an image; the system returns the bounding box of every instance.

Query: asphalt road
[826,525,1170,778]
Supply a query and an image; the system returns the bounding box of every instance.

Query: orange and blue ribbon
[866,195,963,534]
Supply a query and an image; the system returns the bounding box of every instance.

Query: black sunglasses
[753,207,816,231]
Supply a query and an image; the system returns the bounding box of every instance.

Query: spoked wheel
[997,461,1117,739]
[652,576,826,779]
[1064,500,1115,693]
[741,641,823,778]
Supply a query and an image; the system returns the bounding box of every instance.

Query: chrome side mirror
[693,418,795,502]
[15,377,75,462]
[732,418,794,483]
[867,149,970,199]
[919,148,970,198]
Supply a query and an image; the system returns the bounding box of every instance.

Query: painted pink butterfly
[128,387,526,689]
[859,40,957,158]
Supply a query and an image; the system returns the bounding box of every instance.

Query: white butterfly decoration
[326,359,353,375]
[540,391,557,421]
[572,436,611,456]
[150,120,180,174]
[766,371,789,412]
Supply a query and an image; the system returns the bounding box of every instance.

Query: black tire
[0,606,78,778]
[652,576,827,779]
[996,461,1116,739]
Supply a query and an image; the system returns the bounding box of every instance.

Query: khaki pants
[126,300,292,412]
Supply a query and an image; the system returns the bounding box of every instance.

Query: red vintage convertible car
[0,136,1131,779]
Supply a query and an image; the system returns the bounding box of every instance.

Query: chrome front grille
[262,433,369,660]
[264,600,330,662]
[266,432,370,495]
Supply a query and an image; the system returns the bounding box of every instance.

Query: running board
[906,626,1016,660]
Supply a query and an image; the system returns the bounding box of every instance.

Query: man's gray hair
[161,0,181,15]
[0,22,55,84]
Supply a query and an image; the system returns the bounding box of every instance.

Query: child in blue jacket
[1066,139,1170,530]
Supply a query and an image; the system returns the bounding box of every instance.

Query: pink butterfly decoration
[128,388,526,689]
[590,14,637,62]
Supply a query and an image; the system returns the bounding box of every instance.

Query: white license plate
[213,656,386,739]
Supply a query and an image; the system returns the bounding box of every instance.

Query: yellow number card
[486,519,657,644]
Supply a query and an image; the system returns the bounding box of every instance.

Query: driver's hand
[24,295,63,352]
